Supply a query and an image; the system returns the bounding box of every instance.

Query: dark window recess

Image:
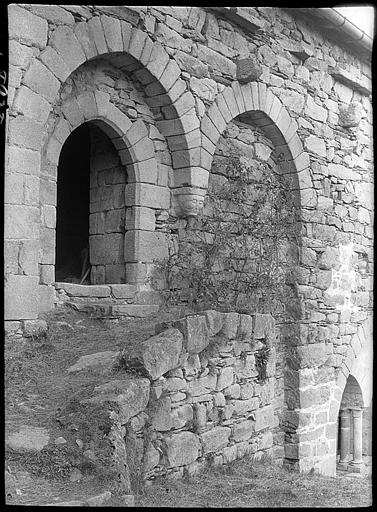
[55,123,90,283]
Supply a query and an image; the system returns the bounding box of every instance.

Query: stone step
[66,301,160,318]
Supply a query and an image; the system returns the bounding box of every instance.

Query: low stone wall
[81,310,282,489]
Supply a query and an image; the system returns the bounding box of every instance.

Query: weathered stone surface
[187,373,217,396]
[5,275,39,321]
[295,343,329,368]
[236,56,262,83]
[6,426,50,452]
[339,103,362,128]
[238,314,254,340]
[110,284,138,298]
[254,405,274,431]
[8,5,48,49]
[216,366,234,390]
[204,310,223,336]
[124,230,168,262]
[197,44,237,77]
[85,491,113,507]
[67,350,120,373]
[253,313,275,341]
[190,76,218,103]
[305,96,327,123]
[174,50,209,78]
[232,419,254,441]
[164,432,200,467]
[151,396,174,431]
[234,354,258,379]
[174,315,210,354]
[82,377,150,423]
[258,431,273,450]
[233,397,259,416]
[23,319,48,337]
[133,328,184,380]
[300,385,331,409]
[304,135,326,157]
[143,443,160,472]
[54,283,111,297]
[221,313,240,339]
[224,383,240,399]
[200,426,231,454]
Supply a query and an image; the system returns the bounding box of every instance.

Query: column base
[337,461,349,471]
[348,462,365,474]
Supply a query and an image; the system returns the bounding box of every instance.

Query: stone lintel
[209,7,266,34]
[329,66,371,96]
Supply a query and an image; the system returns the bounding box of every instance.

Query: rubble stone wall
[5,5,373,476]
[86,310,282,488]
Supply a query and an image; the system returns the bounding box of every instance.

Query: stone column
[349,408,363,468]
[338,409,351,465]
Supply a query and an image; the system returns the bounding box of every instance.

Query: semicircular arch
[14,15,198,180]
[198,81,314,209]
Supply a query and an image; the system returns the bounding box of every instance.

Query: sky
[334,5,375,37]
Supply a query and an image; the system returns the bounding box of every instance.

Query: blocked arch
[41,90,159,284]
[199,81,315,209]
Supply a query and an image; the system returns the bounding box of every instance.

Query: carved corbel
[173,187,206,218]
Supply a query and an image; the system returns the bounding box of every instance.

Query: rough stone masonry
[4,5,373,476]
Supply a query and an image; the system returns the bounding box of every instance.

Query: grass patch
[138,458,372,508]
[5,304,372,507]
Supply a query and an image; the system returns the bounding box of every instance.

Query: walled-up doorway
[55,122,127,285]
[55,124,90,283]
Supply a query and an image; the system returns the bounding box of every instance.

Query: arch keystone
[87,16,108,55]
[120,20,133,52]
[240,82,254,112]
[100,15,123,52]
[73,21,98,60]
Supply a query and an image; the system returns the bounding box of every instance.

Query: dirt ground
[4,304,372,507]
[4,304,188,506]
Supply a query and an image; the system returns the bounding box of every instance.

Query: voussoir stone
[82,377,150,423]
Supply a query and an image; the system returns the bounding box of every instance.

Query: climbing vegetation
[155,157,299,316]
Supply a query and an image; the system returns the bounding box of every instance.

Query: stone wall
[81,310,281,489]
[89,124,127,284]
[5,5,373,476]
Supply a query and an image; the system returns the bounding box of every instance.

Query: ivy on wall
[155,156,300,316]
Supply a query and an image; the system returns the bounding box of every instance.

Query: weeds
[154,157,299,317]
